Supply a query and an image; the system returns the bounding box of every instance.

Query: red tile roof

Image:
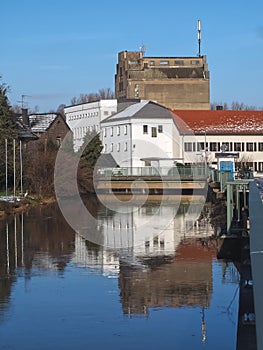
[170,110,263,135]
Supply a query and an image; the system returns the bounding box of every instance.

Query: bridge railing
[96,166,209,179]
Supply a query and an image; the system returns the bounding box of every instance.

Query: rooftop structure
[115,50,210,110]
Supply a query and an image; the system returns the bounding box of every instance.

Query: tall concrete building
[115,50,210,110]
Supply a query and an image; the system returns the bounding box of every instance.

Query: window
[104,144,107,152]
[124,142,127,151]
[110,127,113,136]
[246,143,254,152]
[143,125,148,134]
[184,142,193,152]
[56,137,61,147]
[221,142,229,151]
[151,127,157,137]
[110,143,113,152]
[190,60,200,65]
[160,60,169,65]
[258,162,263,172]
[234,142,241,151]
[117,143,120,152]
[197,142,208,151]
[209,142,218,152]
[258,143,263,151]
[149,60,155,66]
[117,126,120,135]
[129,60,138,65]
[174,60,184,65]
[124,125,127,135]
[104,111,109,116]
[158,125,163,133]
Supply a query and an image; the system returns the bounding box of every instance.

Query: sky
[1,0,263,112]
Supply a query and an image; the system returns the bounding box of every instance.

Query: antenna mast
[197,20,201,57]
[17,94,31,109]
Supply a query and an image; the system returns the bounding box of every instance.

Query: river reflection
[0,196,240,350]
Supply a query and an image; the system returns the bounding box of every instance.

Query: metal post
[13,139,16,198]
[5,139,8,196]
[20,140,23,195]
[227,183,233,234]
[236,185,240,222]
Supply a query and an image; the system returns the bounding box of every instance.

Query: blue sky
[1,0,263,112]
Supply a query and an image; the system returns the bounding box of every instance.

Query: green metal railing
[96,165,209,179]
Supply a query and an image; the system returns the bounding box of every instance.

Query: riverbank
[0,196,56,218]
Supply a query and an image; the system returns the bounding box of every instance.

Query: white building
[64,99,117,151]
[101,101,178,169]
[100,101,263,176]
[172,109,263,175]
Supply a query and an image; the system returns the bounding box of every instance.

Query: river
[0,195,240,350]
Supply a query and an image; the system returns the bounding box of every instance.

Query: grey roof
[101,100,172,124]
[29,113,59,133]
[95,153,118,168]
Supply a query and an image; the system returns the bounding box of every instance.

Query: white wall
[101,118,174,168]
[64,100,117,151]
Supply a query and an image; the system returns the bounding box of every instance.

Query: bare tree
[70,88,115,106]
[211,101,261,110]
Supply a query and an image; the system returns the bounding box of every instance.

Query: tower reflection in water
[0,199,240,346]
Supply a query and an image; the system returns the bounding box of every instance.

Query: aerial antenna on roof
[197,20,201,57]
[17,94,31,109]
[140,44,146,57]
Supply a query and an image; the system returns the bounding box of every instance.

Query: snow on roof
[29,113,59,133]
[171,110,263,135]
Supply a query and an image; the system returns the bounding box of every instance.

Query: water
[0,196,240,350]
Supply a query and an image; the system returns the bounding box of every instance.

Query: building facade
[27,113,71,152]
[171,110,263,174]
[64,99,117,151]
[115,50,210,110]
[100,101,263,176]
[101,101,175,169]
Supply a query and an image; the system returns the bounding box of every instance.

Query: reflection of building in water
[96,202,211,255]
[118,238,217,316]
[72,234,120,277]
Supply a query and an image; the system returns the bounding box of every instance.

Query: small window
[128,60,138,65]
[56,137,61,147]
[117,126,120,135]
[124,142,127,151]
[184,142,193,152]
[258,143,263,151]
[104,111,109,116]
[110,127,113,136]
[104,144,107,152]
[151,127,157,138]
[158,125,163,133]
[246,143,254,152]
[117,143,120,152]
[234,142,241,151]
[209,142,218,152]
[160,60,169,65]
[149,60,155,66]
[174,60,184,65]
[124,125,128,135]
[190,60,200,65]
[143,125,148,134]
[110,143,113,152]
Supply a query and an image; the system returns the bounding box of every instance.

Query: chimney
[22,108,29,126]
